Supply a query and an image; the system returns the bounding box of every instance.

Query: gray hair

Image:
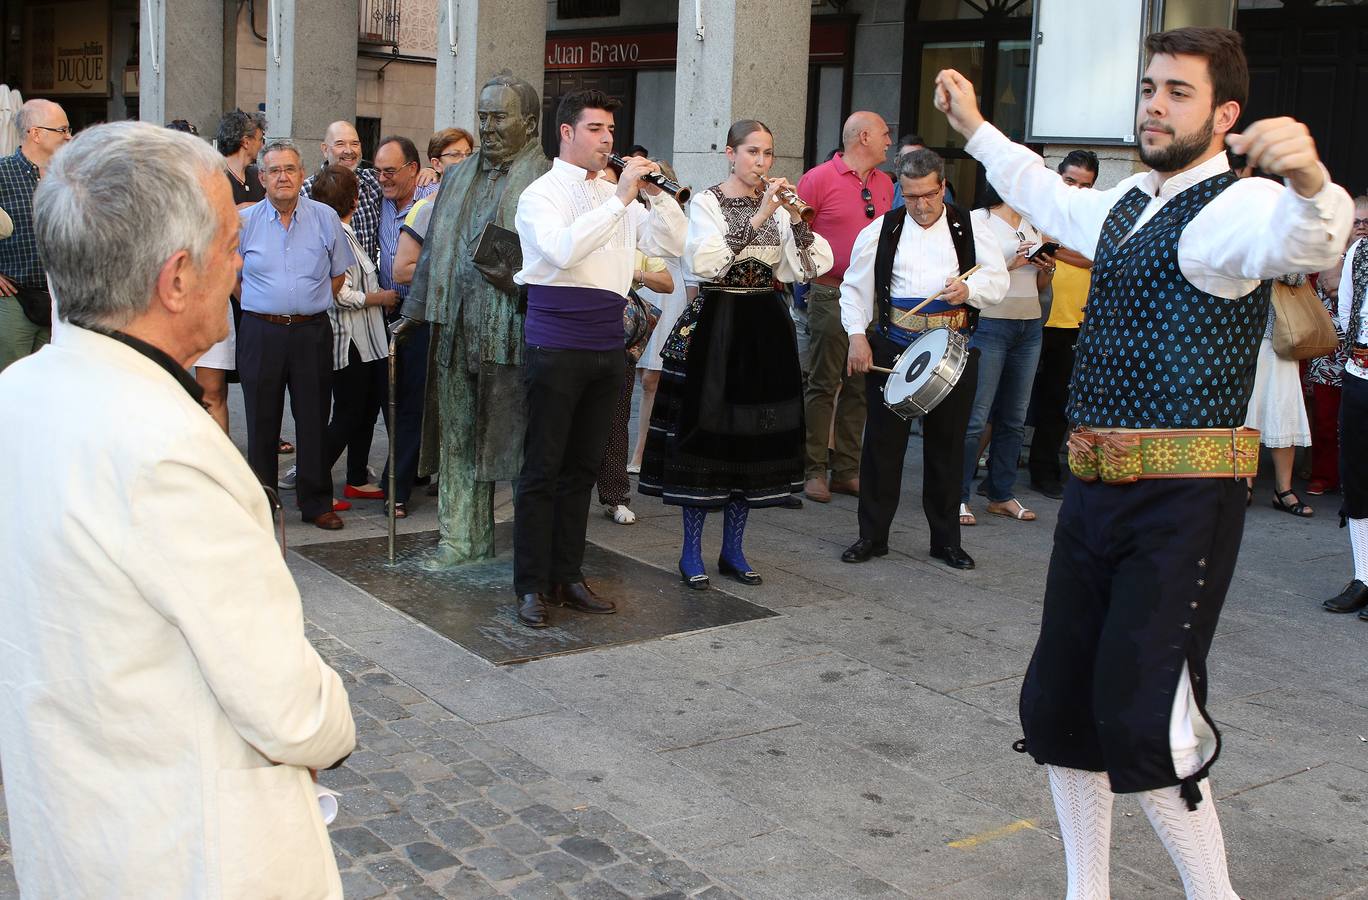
[34,121,225,330]
[260,139,301,164]
[15,99,56,136]
[895,147,945,184]
[215,109,267,156]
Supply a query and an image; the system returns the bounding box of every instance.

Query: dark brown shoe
[551,581,617,614]
[517,593,550,628]
[308,511,344,530]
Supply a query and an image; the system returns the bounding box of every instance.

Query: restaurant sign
[25,2,110,97]
[546,22,849,71]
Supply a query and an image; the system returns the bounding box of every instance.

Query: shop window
[557,0,621,18]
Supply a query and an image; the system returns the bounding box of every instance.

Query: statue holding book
[395,71,551,567]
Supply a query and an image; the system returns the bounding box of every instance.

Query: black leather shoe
[551,581,617,614]
[1031,479,1064,500]
[679,564,710,590]
[718,558,762,585]
[930,545,976,570]
[841,538,888,564]
[516,593,549,628]
[1323,579,1368,613]
[781,494,803,509]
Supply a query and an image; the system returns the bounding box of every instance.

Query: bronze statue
[396,71,551,567]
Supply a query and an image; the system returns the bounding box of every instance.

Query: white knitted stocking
[1137,777,1238,900]
[1047,765,1114,900]
[1350,517,1368,583]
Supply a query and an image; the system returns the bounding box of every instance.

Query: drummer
[838,148,1008,570]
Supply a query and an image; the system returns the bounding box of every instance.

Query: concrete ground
[2,389,1366,898]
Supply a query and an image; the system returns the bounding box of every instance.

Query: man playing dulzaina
[935,27,1351,898]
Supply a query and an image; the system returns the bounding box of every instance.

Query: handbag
[623,290,660,363]
[1269,278,1338,360]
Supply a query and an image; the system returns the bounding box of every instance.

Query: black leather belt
[245,310,326,325]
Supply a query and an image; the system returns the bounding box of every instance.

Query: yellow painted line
[948,819,1036,850]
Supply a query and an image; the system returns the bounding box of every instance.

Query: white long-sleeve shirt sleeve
[839,211,1009,335]
[687,190,834,284]
[632,193,687,260]
[964,122,1354,299]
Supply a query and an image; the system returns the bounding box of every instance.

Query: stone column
[672,0,811,191]
[139,0,222,135]
[434,0,547,133]
[264,0,358,170]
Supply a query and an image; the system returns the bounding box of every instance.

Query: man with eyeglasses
[236,142,354,530]
[301,121,437,268]
[839,147,1008,570]
[0,99,71,372]
[371,135,436,517]
[795,110,894,504]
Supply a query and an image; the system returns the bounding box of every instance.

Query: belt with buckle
[1067,427,1260,484]
[890,308,970,333]
[245,310,326,326]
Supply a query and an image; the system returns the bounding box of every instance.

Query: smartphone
[1027,241,1060,261]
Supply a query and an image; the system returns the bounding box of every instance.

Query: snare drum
[882,327,969,420]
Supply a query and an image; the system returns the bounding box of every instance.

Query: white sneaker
[604,504,637,525]
[626,462,641,475]
[280,464,297,490]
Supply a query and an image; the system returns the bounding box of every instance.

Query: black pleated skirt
[637,287,803,508]
[1341,370,1368,521]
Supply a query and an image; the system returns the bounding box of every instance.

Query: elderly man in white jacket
[0,121,356,898]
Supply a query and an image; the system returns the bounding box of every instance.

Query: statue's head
[478,70,540,167]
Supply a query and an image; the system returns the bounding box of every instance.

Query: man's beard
[1138,112,1215,172]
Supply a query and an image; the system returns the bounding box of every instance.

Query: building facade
[0,0,1363,196]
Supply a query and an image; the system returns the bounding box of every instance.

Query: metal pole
[387,332,398,564]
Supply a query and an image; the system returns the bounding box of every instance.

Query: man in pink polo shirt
[797,111,894,502]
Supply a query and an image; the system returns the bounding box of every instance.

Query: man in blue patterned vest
[936,27,1353,898]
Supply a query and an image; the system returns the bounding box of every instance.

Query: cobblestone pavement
[0,620,740,900]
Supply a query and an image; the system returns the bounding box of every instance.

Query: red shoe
[343,483,385,500]
[332,498,353,512]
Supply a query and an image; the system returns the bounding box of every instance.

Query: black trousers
[513,346,623,596]
[857,330,979,549]
[1028,326,1078,485]
[238,314,333,520]
[380,321,429,505]
[327,344,386,488]
[1020,476,1246,793]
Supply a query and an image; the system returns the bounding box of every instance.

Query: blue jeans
[961,316,1043,503]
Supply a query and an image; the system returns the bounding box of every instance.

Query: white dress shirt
[840,207,1010,335]
[686,188,834,284]
[964,123,1353,301]
[1338,237,1367,381]
[514,157,687,293]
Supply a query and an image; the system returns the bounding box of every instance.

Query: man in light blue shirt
[236,141,354,529]
[373,135,437,514]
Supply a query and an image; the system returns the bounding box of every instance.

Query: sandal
[959,503,976,527]
[278,439,295,454]
[987,498,1037,521]
[1272,489,1313,518]
[389,501,408,519]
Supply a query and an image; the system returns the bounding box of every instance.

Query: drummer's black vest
[1067,171,1269,429]
[873,204,978,336]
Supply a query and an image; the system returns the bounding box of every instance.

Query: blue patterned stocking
[720,499,752,573]
[679,507,708,580]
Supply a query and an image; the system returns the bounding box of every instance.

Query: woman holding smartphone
[958,183,1055,526]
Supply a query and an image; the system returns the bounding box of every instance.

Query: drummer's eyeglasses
[862,187,875,219]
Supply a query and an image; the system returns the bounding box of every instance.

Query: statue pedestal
[298,523,777,665]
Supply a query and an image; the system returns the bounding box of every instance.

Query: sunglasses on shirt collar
[862,187,874,219]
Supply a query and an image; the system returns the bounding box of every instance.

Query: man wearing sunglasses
[0,99,71,372]
[795,111,895,503]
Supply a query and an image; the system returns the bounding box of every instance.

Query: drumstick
[891,263,983,327]
[869,365,896,375]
